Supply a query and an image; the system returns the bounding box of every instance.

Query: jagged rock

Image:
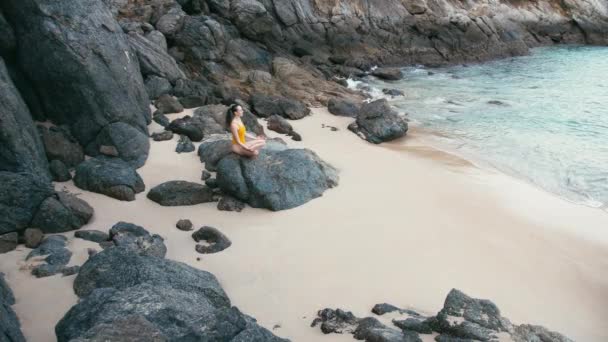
[109,222,167,258]
[74,230,110,244]
[216,148,338,211]
[393,318,434,334]
[27,235,72,277]
[0,232,18,253]
[0,172,54,234]
[84,122,150,168]
[151,130,174,141]
[145,76,172,100]
[49,160,72,182]
[372,303,424,318]
[217,196,245,212]
[145,30,168,51]
[155,6,186,38]
[73,247,228,306]
[348,99,408,144]
[152,110,170,128]
[24,228,44,249]
[155,94,184,114]
[251,93,310,120]
[73,158,145,201]
[201,170,212,181]
[328,98,360,117]
[383,88,405,97]
[147,181,214,206]
[513,324,573,342]
[3,0,150,161]
[176,219,193,231]
[30,192,94,234]
[192,226,231,254]
[311,308,359,334]
[0,272,26,342]
[68,315,168,342]
[172,15,230,63]
[354,317,422,342]
[175,135,195,153]
[267,115,293,135]
[37,125,84,168]
[372,67,403,80]
[179,95,206,109]
[172,78,210,99]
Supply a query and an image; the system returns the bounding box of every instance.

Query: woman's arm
[230,123,252,151]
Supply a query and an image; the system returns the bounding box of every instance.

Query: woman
[226,104,265,157]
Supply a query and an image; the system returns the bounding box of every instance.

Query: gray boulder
[109,222,167,258]
[166,116,205,141]
[192,226,232,254]
[354,317,421,342]
[267,115,293,135]
[198,135,233,171]
[73,247,228,307]
[216,148,338,211]
[37,125,84,168]
[175,135,195,153]
[74,230,110,244]
[155,94,183,114]
[23,228,44,249]
[147,181,214,206]
[0,232,18,254]
[145,30,168,51]
[176,219,193,231]
[251,93,310,120]
[145,76,172,100]
[217,196,246,212]
[328,98,361,117]
[27,235,73,278]
[49,160,72,182]
[30,192,94,234]
[151,130,173,142]
[0,172,54,234]
[512,324,573,342]
[152,111,170,128]
[69,315,167,342]
[84,122,150,169]
[0,272,26,342]
[73,158,145,201]
[2,0,151,164]
[348,99,408,144]
[372,67,404,80]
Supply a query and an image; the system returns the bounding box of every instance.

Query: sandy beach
[2,107,608,342]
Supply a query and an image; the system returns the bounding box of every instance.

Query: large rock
[73,158,145,201]
[371,67,403,80]
[216,148,338,211]
[0,172,53,235]
[0,12,15,57]
[197,135,233,171]
[69,315,167,342]
[84,122,150,169]
[37,125,84,168]
[2,0,150,165]
[147,181,214,206]
[73,247,228,306]
[49,160,72,182]
[251,93,310,120]
[328,98,361,117]
[348,99,408,144]
[144,75,172,100]
[127,32,185,83]
[30,192,94,234]
[0,232,18,254]
[192,226,232,254]
[0,273,26,342]
[155,94,183,114]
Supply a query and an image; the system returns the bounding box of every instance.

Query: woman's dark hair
[225,104,241,127]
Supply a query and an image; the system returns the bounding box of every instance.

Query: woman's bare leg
[231,144,255,158]
[246,140,265,151]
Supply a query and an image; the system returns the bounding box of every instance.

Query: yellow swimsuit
[232,122,246,145]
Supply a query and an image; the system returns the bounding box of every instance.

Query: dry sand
[2,107,608,341]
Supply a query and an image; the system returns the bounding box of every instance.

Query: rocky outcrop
[1,0,151,166]
[59,223,287,342]
[216,148,339,211]
[0,273,25,342]
[348,99,408,144]
[312,289,573,342]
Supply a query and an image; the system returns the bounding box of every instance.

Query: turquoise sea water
[363,46,608,208]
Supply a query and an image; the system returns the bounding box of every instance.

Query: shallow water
[362,46,608,208]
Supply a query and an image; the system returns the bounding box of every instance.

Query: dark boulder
[328,98,360,117]
[74,230,110,244]
[251,93,310,120]
[73,247,229,306]
[145,76,172,100]
[151,130,173,141]
[0,172,54,235]
[109,222,167,258]
[2,0,151,164]
[23,228,44,249]
[27,235,72,278]
[267,115,293,135]
[147,181,214,206]
[216,148,338,211]
[73,158,145,201]
[68,315,168,342]
[0,272,26,342]
[166,116,204,141]
[201,170,212,181]
[172,78,210,99]
[348,99,408,144]
[0,232,18,254]
[311,308,359,334]
[371,67,404,80]
[37,125,84,168]
[513,324,573,342]
[30,191,94,234]
[152,110,170,128]
[179,95,206,108]
[155,94,184,114]
[217,196,245,212]
[84,122,150,169]
[205,178,218,188]
[393,318,434,334]
[176,219,193,231]
[354,317,421,342]
[127,32,185,83]
[175,135,195,153]
[198,136,233,172]
[49,160,72,182]
[192,226,232,254]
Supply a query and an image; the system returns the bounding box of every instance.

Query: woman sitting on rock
[226,104,265,157]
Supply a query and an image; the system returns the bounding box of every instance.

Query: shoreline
[1,107,608,341]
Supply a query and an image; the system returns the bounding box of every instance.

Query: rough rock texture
[251,93,310,120]
[176,219,193,231]
[217,196,246,212]
[0,172,53,234]
[127,32,185,83]
[0,272,26,342]
[348,99,408,144]
[109,222,167,258]
[74,158,145,201]
[147,181,214,206]
[151,130,173,142]
[30,191,94,234]
[175,135,195,153]
[0,232,18,254]
[328,98,361,117]
[192,226,232,254]
[84,122,150,169]
[313,289,573,342]
[74,230,110,244]
[23,228,44,249]
[27,235,73,278]
[69,315,168,342]
[216,148,338,211]
[49,160,72,182]
[2,0,151,166]
[145,75,173,100]
[155,94,184,114]
[37,125,84,168]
